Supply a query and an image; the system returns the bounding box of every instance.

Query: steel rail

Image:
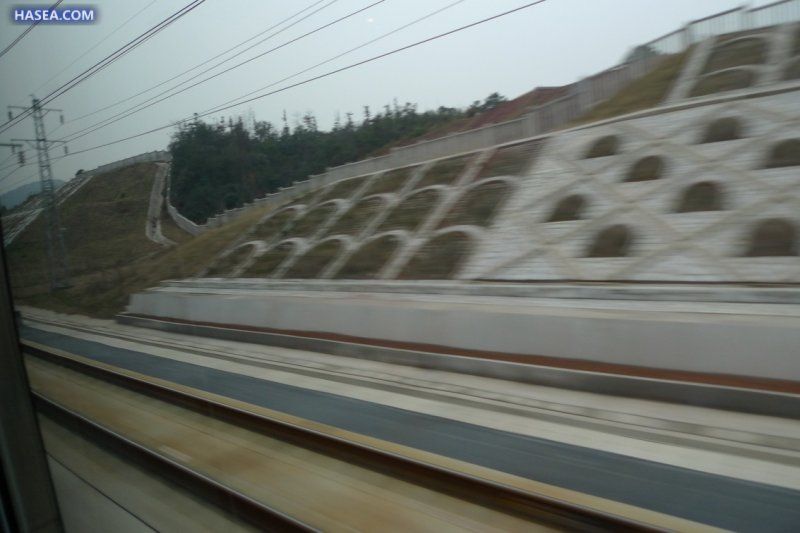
[34,392,316,532]
[25,341,658,531]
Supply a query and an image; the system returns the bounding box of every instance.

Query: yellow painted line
[22,338,718,531]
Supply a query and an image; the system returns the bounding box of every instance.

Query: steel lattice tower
[9,98,70,291]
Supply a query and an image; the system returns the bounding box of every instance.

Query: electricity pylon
[8,97,70,291]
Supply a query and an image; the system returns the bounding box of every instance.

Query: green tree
[169,99,470,223]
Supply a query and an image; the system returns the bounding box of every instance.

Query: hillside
[9,19,797,318]
[5,161,226,316]
[168,46,694,228]
[8,163,162,290]
[16,204,268,317]
[188,22,799,285]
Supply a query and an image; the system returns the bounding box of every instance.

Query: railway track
[35,394,310,532]
[23,339,704,531]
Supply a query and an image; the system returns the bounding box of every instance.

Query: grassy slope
[7,163,270,317]
[371,52,689,163]
[8,163,162,289]
[372,86,569,156]
[17,206,268,317]
[572,50,690,126]
[335,235,399,279]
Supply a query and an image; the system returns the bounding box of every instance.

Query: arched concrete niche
[675,182,724,213]
[282,238,346,278]
[478,140,543,178]
[437,179,513,229]
[586,224,634,257]
[241,241,297,277]
[318,175,368,202]
[690,69,755,97]
[365,167,416,196]
[764,139,800,168]
[251,207,299,241]
[204,243,258,277]
[546,194,587,222]
[624,155,665,182]
[584,135,620,158]
[376,188,443,233]
[700,117,742,144]
[324,196,385,237]
[285,201,339,238]
[397,231,474,279]
[703,37,768,73]
[744,219,798,257]
[335,234,403,279]
[416,154,472,189]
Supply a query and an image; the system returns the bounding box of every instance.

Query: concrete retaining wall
[127,284,800,384]
[119,311,800,418]
[462,88,800,284]
[195,86,800,284]
[159,278,800,304]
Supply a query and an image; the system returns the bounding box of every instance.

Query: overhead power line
[48,0,547,161]
[0,168,39,193]
[201,0,468,118]
[0,164,24,184]
[0,27,36,60]
[66,0,335,125]
[33,0,160,96]
[0,0,206,135]
[38,0,204,104]
[69,0,466,139]
[0,152,15,168]
[1,0,203,134]
[0,0,64,61]
[58,0,382,145]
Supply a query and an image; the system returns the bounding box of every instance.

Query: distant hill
[6,162,207,317]
[0,179,65,210]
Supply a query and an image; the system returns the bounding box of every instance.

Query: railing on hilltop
[1,150,173,245]
[646,0,800,52]
[181,1,800,233]
[750,0,800,27]
[79,150,170,179]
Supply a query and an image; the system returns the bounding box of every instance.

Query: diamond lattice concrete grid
[465,91,800,282]
[681,24,796,101]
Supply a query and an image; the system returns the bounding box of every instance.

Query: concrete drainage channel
[117,313,800,419]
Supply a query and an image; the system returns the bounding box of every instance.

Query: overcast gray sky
[0,0,769,194]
